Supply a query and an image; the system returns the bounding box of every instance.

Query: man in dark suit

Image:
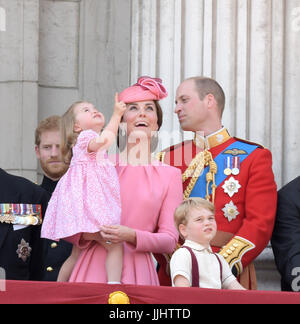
[35,116,72,281]
[0,168,50,280]
[271,176,300,291]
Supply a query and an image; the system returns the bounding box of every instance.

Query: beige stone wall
[0,0,39,181]
[0,0,131,182]
[38,0,131,120]
[2,0,299,187]
[130,0,300,189]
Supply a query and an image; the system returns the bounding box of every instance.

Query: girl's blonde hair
[174,198,215,232]
[60,101,86,164]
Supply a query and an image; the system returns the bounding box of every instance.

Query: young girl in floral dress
[42,94,126,284]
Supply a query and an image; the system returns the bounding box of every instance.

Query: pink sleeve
[64,233,92,249]
[134,168,182,254]
[76,129,98,152]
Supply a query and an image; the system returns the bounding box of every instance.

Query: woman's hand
[100,225,137,246]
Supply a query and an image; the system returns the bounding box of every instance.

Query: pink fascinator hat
[119,76,168,103]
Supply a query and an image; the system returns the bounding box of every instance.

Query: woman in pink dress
[68,77,183,285]
[41,95,127,284]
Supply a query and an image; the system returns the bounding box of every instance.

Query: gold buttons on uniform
[46,267,53,272]
[51,242,58,248]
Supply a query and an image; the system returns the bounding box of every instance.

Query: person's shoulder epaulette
[234,137,265,149]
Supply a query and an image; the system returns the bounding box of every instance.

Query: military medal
[224,157,232,176]
[16,239,32,262]
[222,176,241,197]
[222,201,240,222]
[224,168,232,176]
[232,157,240,176]
[0,203,42,225]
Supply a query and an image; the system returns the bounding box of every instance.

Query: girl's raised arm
[88,93,126,152]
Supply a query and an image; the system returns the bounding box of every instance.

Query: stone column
[38,0,82,120]
[0,6,6,31]
[284,0,300,183]
[130,0,300,188]
[37,0,131,180]
[38,0,131,128]
[0,0,39,181]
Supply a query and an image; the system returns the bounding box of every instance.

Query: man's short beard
[40,160,68,180]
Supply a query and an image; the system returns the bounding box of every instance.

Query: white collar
[184,240,213,253]
[193,127,231,149]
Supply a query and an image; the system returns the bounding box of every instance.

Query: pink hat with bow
[119,76,168,103]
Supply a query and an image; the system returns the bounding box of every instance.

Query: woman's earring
[117,122,127,153]
[150,130,159,153]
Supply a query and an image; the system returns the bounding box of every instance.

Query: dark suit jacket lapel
[297,177,300,192]
[0,223,10,249]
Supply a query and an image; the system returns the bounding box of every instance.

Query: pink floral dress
[41,129,121,241]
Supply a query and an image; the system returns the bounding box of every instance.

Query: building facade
[1,0,300,290]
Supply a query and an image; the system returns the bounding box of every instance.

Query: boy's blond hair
[174,198,215,232]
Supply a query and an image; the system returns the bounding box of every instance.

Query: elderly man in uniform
[35,115,71,281]
[156,77,277,289]
[0,168,50,281]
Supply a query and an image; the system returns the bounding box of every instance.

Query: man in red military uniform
[156,77,277,289]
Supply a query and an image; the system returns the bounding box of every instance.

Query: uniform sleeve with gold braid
[218,236,255,276]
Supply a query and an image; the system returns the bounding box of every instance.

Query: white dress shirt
[170,240,236,289]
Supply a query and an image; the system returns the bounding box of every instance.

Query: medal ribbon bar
[0,203,42,225]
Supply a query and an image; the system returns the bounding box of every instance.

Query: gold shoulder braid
[183,150,217,203]
[156,151,166,163]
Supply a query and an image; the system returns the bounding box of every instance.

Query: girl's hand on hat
[93,93,127,151]
[114,92,127,117]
